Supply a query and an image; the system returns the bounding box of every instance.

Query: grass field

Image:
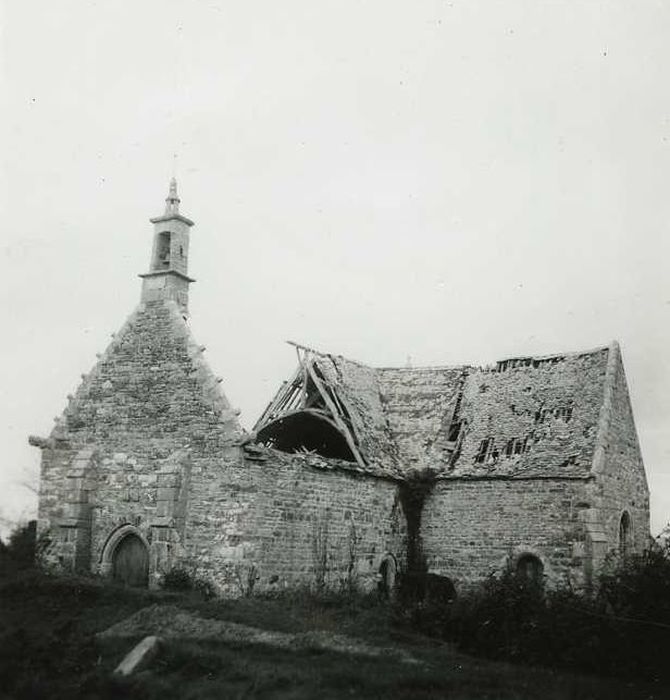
[0,568,666,699]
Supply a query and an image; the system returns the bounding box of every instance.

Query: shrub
[397,538,670,683]
[160,566,216,600]
[193,576,217,600]
[444,566,546,660]
[598,536,670,623]
[0,521,37,571]
[161,566,194,592]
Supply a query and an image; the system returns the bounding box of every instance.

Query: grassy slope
[0,569,665,700]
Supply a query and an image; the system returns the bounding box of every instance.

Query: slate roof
[255,343,618,480]
[444,347,610,479]
[377,366,467,473]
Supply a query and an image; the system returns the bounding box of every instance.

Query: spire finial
[165,177,180,215]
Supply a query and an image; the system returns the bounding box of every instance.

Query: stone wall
[421,477,592,590]
[184,448,405,596]
[589,345,650,567]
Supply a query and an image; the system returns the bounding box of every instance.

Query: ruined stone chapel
[32,181,650,595]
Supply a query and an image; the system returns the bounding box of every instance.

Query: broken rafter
[253,365,303,431]
[260,407,335,428]
[299,352,309,409]
[287,339,323,356]
[255,345,368,469]
[305,362,366,470]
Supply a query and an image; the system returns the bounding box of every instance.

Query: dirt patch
[98,603,419,663]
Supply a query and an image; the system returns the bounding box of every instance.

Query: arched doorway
[516,553,544,586]
[112,533,149,588]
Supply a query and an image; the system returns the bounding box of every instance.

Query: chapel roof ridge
[285,339,372,369]
[286,339,617,375]
[494,341,615,365]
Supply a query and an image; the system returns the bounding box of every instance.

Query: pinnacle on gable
[165,177,180,216]
[149,178,194,226]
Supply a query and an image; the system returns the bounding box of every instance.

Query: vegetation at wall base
[0,520,36,569]
[1,521,669,698]
[1,566,662,700]
[397,534,670,685]
[160,566,217,600]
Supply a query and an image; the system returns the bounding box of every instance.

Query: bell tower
[139,178,195,311]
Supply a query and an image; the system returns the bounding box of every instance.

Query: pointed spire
[150,176,193,226]
[165,177,180,216]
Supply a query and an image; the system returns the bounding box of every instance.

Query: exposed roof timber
[252,364,303,431]
[286,339,370,369]
[259,408,341,433]
[287,339,322,355]
[304,361,366,469]
[287,348,353,422]
[252,349,366,469]
[256,409,358,462]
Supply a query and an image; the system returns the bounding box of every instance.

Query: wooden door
[112,534,149,587]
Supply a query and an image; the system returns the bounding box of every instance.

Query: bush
[161,567,193,592]
[160,566,216,600]
[446,567,546,661]
[599,537,670,623]
[395,571,458,637]
[398,539,670,683]
[193,576,217,600]
[0,521,36,571]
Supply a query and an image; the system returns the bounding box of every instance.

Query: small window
[619,511,633,559]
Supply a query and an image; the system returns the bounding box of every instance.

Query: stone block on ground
[113,634,162,677]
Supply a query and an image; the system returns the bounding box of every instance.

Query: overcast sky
[1,0,669,536]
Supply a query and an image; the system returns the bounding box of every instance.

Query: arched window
[516,554,543,586]
[619,511,633,559]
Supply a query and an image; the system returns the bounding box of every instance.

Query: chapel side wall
[594,352,650,560]
[179,446,259,595]
[185,453,406,597]
[422,478,592,590]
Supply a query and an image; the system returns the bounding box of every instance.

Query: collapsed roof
[253,341,620,480]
